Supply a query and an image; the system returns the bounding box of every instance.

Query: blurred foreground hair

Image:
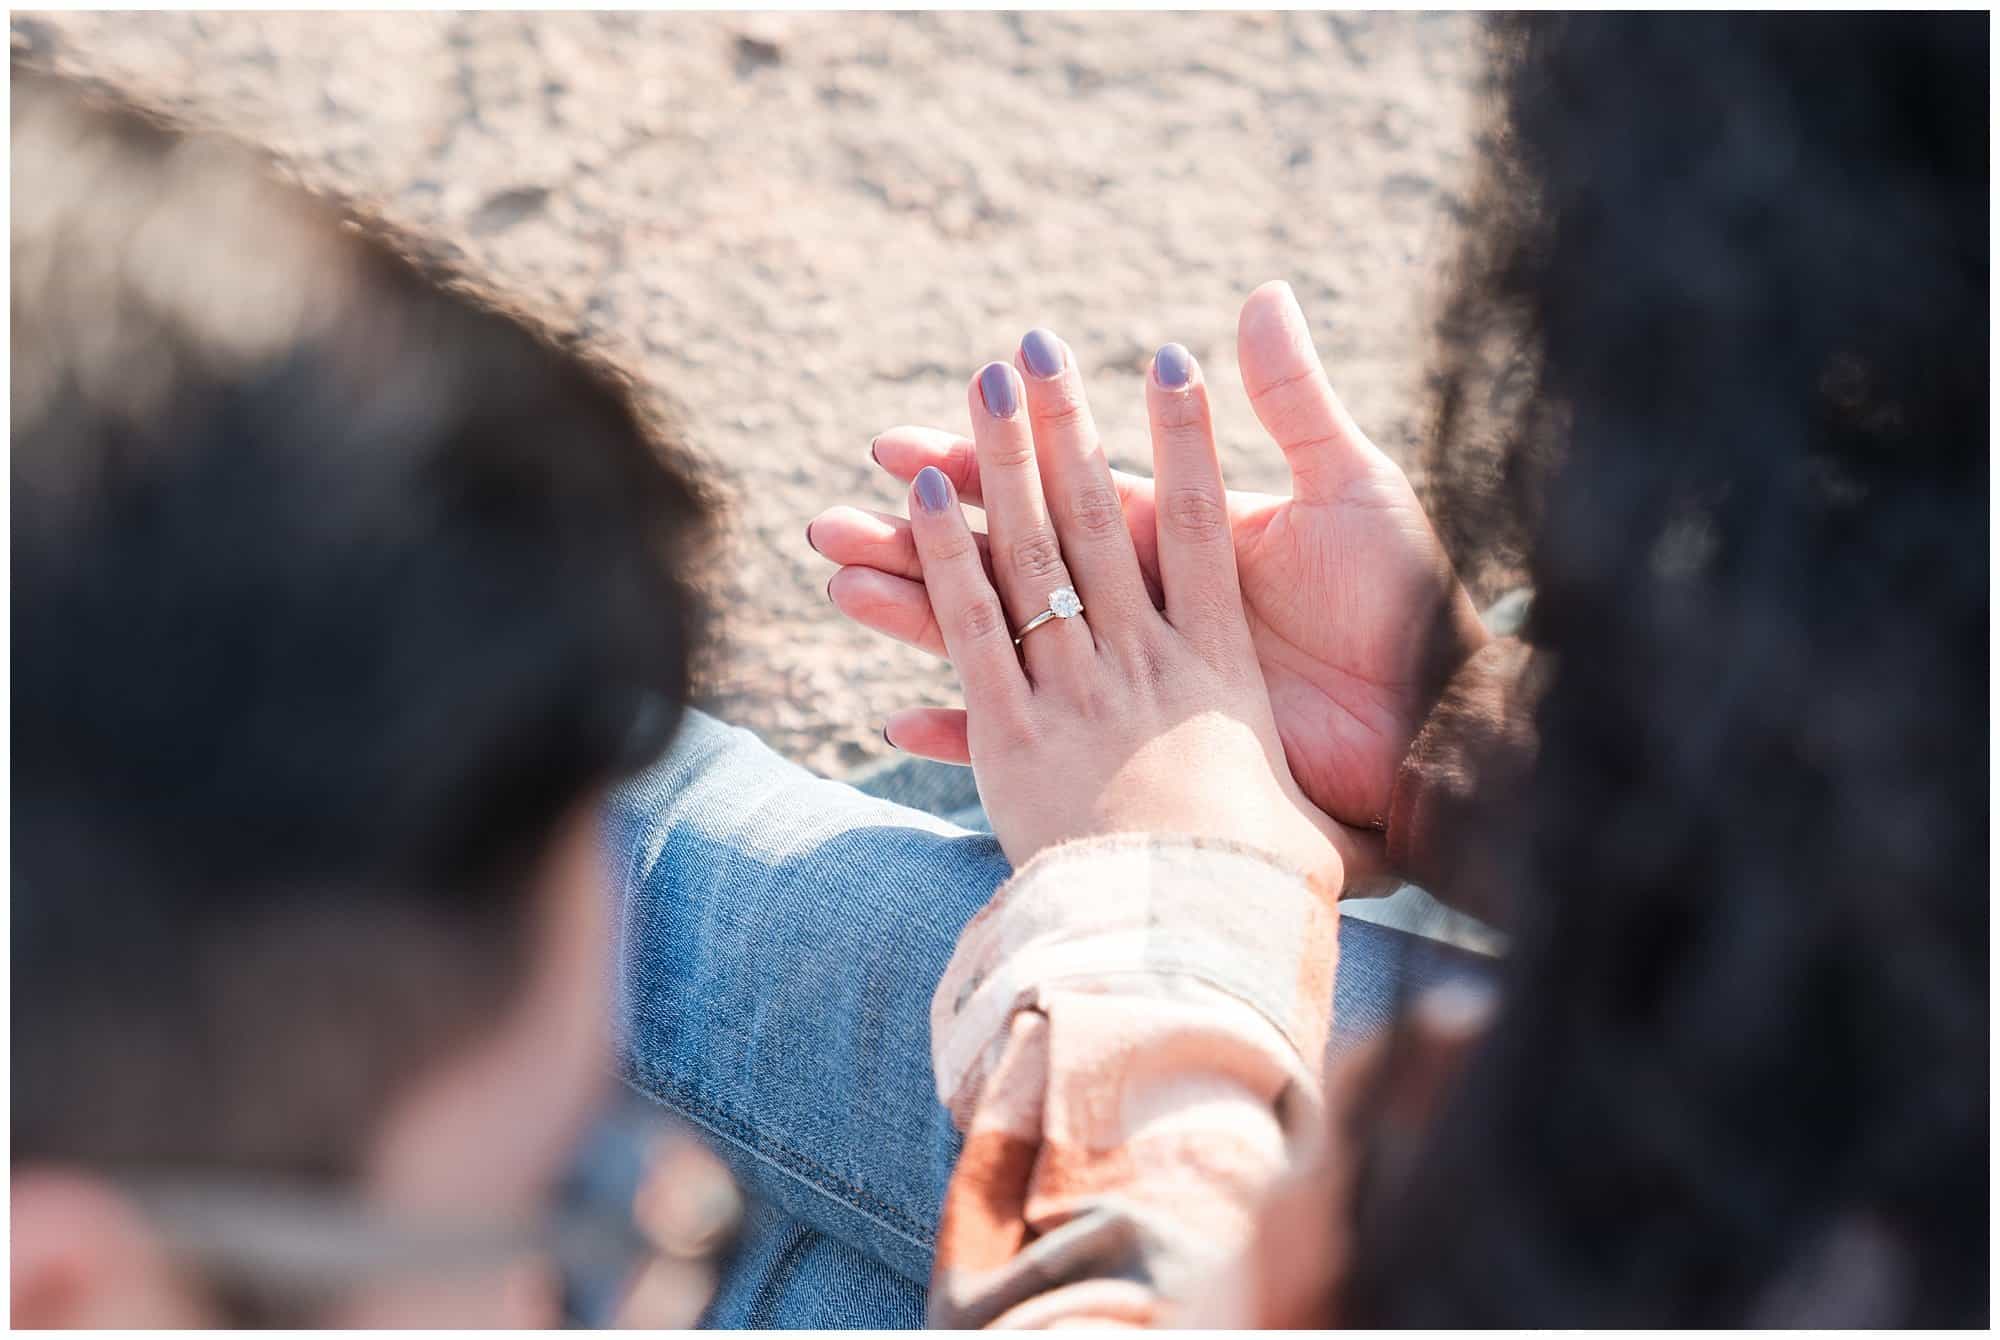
[1337,13,1987,1326]
[13,63,715,1176]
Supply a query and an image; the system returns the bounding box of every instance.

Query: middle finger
[1013,329,1154,629]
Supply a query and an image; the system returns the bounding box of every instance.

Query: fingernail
[977,362,1019,418]
[1153,343,1193,390]
[881,724,896,749]
[1020,328,1064,380]
[914,465,951,514]
[804,521,820,554]
[825,575,837,602]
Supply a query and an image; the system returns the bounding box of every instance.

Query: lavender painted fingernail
[1020,328,1065,380]
[1154,343,1193,390]
[914,465,951,514]
[978,362,1019,418]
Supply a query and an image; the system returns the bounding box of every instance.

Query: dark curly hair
[1340,13,1987,1325]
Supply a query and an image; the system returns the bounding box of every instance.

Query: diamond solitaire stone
[1048,586,1083,618]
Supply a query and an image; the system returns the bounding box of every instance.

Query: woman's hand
[897,344,1364,885]
[808,282,1488,843]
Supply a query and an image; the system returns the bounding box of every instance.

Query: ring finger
[967,361,1091,679]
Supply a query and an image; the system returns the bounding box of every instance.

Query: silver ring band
[1012,609,1061,644]
[1012,586,1084,644]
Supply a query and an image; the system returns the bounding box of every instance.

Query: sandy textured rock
[16,11,1486,777]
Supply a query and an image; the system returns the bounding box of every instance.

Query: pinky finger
[881,707,971,765]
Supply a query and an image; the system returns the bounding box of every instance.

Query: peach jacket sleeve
[923,639,1540,1326]
[924,834,1340,1328]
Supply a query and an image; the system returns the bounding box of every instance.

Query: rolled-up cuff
[930,833,1339,1122]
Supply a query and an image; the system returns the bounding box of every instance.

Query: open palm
[809,282,1487,838]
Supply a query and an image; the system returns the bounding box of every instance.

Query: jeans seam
[620,1065,938,1256]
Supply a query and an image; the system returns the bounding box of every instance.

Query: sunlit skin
[807,282,1488,881]
[890,346,1351,883]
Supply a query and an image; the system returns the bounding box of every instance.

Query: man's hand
[806,281,1487,839]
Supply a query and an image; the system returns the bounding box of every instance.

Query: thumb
[1237,280,1380,504]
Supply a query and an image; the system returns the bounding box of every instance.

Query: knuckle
[928,530,979,565]
[958,597,1008,644]
[1285,429,1347,461]
[1069,484,1125,537]
[1245,364,1317,410]
[1264,399,1334,455]
[1155,393,1208,433]
[1121,634,1173,690]
[1161,487,1227,541]
[982,438,1037,470]
[1034,393,1092,433]
[1078,678,1127,723]
[1006,528,1067,580]
[1069,680,1110,722]
[992,700,1040,750]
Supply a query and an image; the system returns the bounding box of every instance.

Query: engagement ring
[1012,586,1083,644]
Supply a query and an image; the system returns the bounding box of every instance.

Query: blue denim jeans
[606,710,1487,1327]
